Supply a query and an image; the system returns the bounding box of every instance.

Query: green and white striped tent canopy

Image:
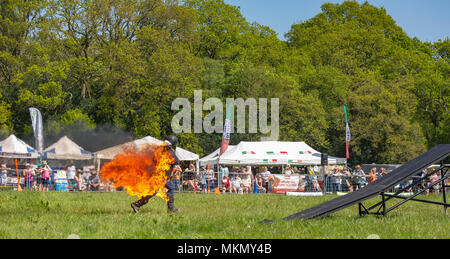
[218,141,346,166]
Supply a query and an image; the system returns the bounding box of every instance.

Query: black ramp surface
[281,144,450,221]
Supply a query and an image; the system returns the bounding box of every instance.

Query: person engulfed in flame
[130,135,181,213]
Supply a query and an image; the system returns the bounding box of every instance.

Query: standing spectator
[41,161,51,192]
[260,167,271,193]
[230,174,242,193]
[1,163,9,186]
[23,163,35,190]
[184,163,195,174]
[352,165,367,191]
[199,167,206,192]
[203,164,215,193]
[172,165,182,191]
[183,163,195,182]
[66,160,77,191]
[328,168,342,193]
[35,164,43,191]
[88,171,101,191]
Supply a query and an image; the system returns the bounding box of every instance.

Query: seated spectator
[352,165,367,191]
[255,174,266,193]
[222,175,231,193]
[88,171,101,191]
[231,174,242,193]
[238,183,244,195]
[342,168,352,192]
[311,173,322,192]
[379,168,387,177]
[242,174,252,194]
[427,172,440,194]
[74,169,87,191]
[367,168,377,184]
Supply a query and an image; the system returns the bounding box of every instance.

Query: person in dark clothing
[131,135,181,213]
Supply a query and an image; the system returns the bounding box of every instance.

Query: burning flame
[99,144,175,201]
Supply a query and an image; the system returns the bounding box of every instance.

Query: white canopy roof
[95,136,199,161]
[199,145,237,167]
[218,141,346,166]
[44,136,93,160]
[0,134,39,158]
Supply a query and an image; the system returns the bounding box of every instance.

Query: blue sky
[224,0,450,42]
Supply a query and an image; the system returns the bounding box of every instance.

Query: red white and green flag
[344,105,351,159]
[220,101,233,156]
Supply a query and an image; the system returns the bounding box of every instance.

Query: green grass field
[0,191,448,239]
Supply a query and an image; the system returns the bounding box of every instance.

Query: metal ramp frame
[359,163,449,216]
[261,144,450,223]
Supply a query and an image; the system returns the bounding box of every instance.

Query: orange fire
[99,144,175,201]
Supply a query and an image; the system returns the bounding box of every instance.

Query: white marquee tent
[43,136,93,160]
[218,141,346,166]
[199,145,236,167]
[0,134,39,159]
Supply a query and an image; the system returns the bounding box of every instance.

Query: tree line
[0,0,448,165]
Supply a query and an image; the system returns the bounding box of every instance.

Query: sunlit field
[0,191,448,239]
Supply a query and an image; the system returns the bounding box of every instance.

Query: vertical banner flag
[29,107,44,154]
[344,105,351,159]
[220,101,233,156]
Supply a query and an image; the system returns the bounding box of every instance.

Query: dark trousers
[134,180,176,207]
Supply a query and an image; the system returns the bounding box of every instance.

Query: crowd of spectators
[2,159,447,196]
[182,164,293,194]
[181,163,448,195]
[0,160,104,192]
[324,165,447,194]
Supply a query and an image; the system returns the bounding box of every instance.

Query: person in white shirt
[231,174,242,193]
[66,160,77,191]
[285,164,294,176]
[260,167,271,192]
[242,173,252,193]
[1,163,9,186]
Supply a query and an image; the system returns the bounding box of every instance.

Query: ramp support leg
[381,192,386,216]
[441,166,448,215]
